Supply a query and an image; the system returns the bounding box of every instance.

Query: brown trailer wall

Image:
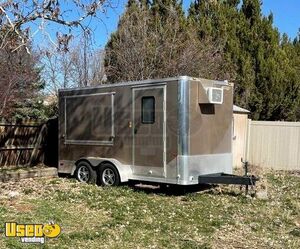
[59,86,132,167]
[58,81,179,172]
[189,80,233,155]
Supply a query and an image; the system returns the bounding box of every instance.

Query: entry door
[132,86,166,177]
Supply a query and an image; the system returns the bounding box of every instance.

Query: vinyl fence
[247,120,300,170]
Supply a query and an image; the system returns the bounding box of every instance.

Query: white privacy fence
[233,118,300,170]
[246,121,300,170]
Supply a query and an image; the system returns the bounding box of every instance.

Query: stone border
[0,167,58,182]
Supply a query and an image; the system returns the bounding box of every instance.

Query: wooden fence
[0,118,58,167]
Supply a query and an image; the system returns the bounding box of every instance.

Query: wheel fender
[74,157,131,182]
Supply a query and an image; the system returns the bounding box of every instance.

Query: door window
[141,96,155,124]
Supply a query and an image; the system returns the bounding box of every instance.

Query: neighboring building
[233,105,250,169]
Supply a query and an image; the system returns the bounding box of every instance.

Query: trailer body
[58,76,233,185]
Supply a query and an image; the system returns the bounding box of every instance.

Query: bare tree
[0,0,114,52]
[89,49,106,85]
[0,39,41,118]
[0,1,112,118]
[42,38,105,96]
[42,48,75,96]
[69,34,106,87]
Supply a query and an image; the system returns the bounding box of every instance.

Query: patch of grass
[0,171,299,248]
[0,206,8,234]
[22,188,34,195]
[5,238,27,249]
[290,228,300,237]
[49,179,61,185]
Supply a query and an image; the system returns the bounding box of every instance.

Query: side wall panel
[58,81,179,176]
[58,86,133,171]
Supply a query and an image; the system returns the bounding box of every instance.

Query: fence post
[245,118,252,162]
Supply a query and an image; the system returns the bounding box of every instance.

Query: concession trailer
[58,76,257,187]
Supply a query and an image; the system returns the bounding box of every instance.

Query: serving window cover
[65,93,114,144]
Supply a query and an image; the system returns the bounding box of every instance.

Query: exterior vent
[205,87,223,104]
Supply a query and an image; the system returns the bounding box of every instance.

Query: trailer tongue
[198,173,258,185]
[198,161,259,194]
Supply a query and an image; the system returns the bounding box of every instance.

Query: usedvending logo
[5,222,61,244]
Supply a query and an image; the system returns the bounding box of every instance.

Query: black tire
[75,161,97,184]
[160,184,170,192]
[99,163,120,186]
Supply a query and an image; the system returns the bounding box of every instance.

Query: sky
[94,0,300,48]
[31,0,300,50]
[262,0,299,39]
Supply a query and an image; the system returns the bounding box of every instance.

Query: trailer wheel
[99,163,120,186]
[75,161,97,184]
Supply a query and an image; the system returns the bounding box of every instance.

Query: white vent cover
[205,87,223,104]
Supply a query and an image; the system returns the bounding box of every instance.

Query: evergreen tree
[105,0,229,83]
[188,0,300,120]
[105,0,300,121]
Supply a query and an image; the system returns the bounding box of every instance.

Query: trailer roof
[58,76,229,92]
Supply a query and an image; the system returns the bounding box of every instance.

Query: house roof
[233,105,250,114]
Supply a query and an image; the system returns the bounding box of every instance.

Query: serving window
[64,92,115,145]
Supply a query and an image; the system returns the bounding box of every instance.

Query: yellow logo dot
[43,224,61,238]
